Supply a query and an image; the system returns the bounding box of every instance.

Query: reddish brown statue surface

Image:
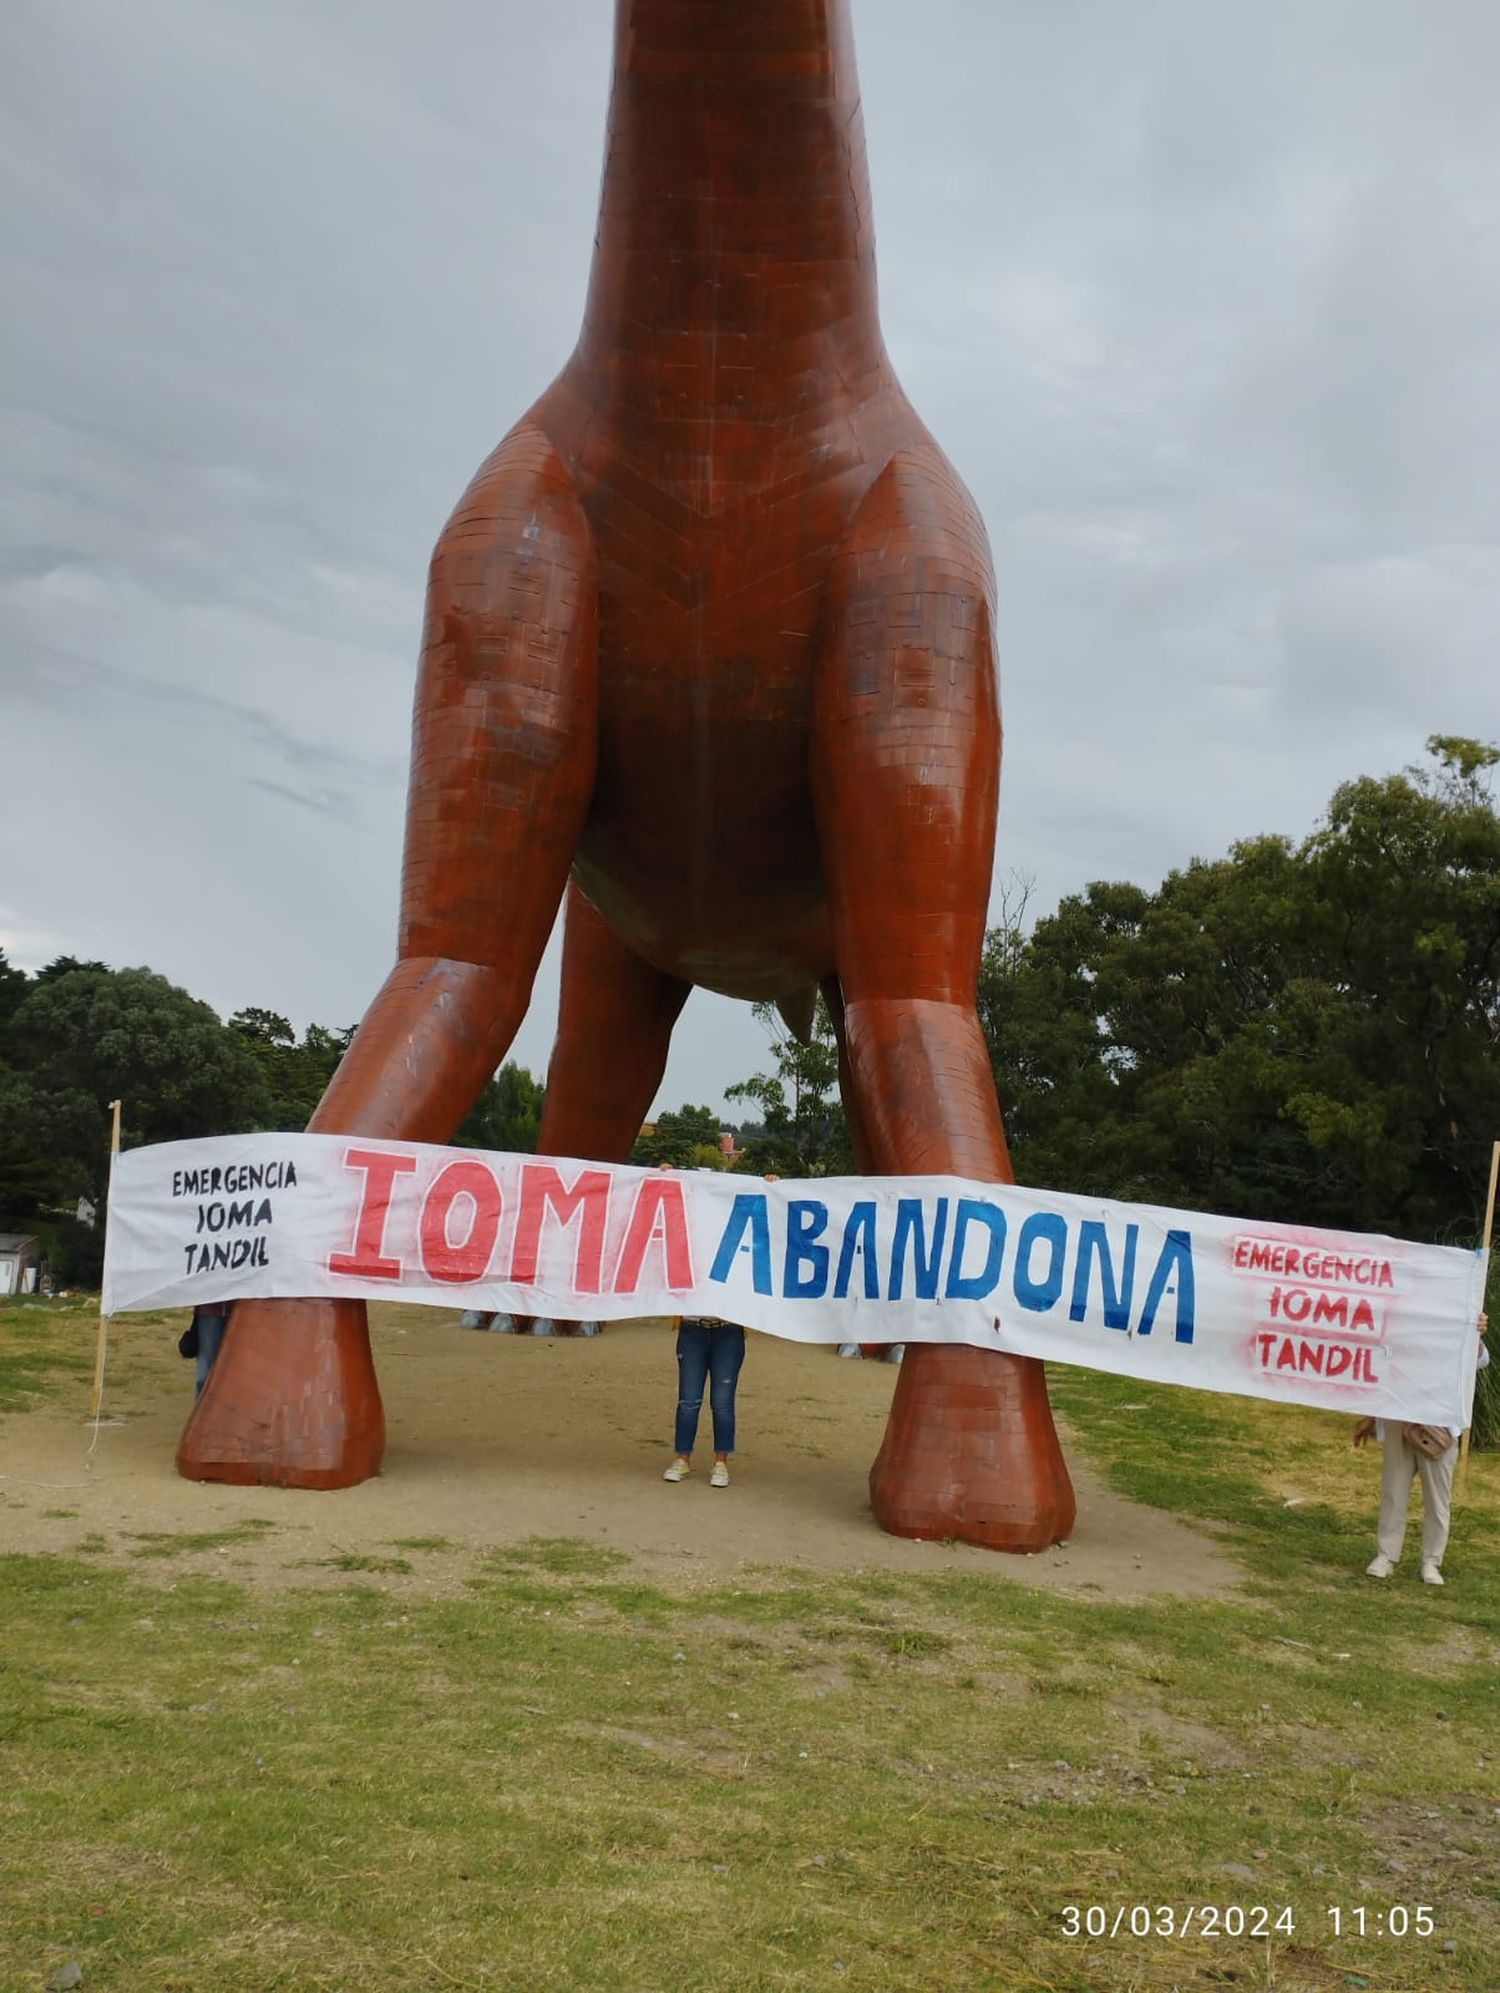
[180,0,1076,1551]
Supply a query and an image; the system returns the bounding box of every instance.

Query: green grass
[1049,1361,1500,1621]
[2,1541,1494,1991]
[0,1295,177,1413]
[482,1536,632,1579]
[309,1552,415,1576]
[0,1297,99,1410]
[126,1520,278,1561]
[1,1381,1497,1990]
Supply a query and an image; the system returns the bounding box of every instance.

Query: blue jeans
[194,1311,228,1398]
[674,1319,746,1456]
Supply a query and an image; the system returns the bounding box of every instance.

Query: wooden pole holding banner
[88,1098,123,1431]
[1456,1138,1499,1503]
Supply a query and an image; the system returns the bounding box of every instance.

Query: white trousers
[1377,1424,1457,1568]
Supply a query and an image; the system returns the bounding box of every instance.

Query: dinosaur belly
[574,640,834,1000]
[572,847,833,1001]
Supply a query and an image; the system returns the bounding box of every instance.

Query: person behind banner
[661,1171,774,1489]
[179,1301,234,1400]
[662,1314,747,1488]
[1355,1312,1489,1586]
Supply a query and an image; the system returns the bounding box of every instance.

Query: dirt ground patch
[0,1304,1241,1598]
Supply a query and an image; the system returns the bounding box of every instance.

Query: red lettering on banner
[1254,1332,1380,1384]
[329,1148,418,1280]
[1235,1235,1396,1291]
[1270,1285,1314,1323]
[420,1160,503,1283]
[509,1164,611,1292]
[613,1179,693,1293]
[1268,1286,1381,1335]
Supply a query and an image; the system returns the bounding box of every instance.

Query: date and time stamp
[1059,1903,1439,1941]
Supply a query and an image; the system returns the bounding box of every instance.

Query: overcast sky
[4,0,1498,1117]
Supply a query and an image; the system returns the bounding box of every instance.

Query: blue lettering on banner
[944,1198,1007,1299]
[890,1198,948,1301]
[785,1200,830,1298]
[1014,1212,1068,1312]
[1070,1219,1139,1331]
[709,1194,773,1295]
[833,1201,880,1299]
[704,1187,1198,1345]
[1136,1229,1196,1343]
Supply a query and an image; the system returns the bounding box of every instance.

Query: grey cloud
[6,630,399,790]
[245,777,357,821]
[0,543,85,582]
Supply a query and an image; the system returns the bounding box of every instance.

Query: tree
[230,1009,352,1129]
[978,738,1500,1240]
[979,878,1154,1198]
[230,1007,296,1048]
[1291,738,1500,1234]
[32,956,110,985]
[0,1067,105,1220]
[631,1104,727,1170]
[0,953,102,1224]
[0,948,28,1032]
[7,964,272,1201]
[455,1062,545,1153]
[727,998,851,1176]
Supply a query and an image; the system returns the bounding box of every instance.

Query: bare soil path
[0,1306,1240,1599]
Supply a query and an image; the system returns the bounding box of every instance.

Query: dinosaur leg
[820,976,875,1174]
[178,421,598,1488]
[508,884,690,1333]
[539,887,692,1162]
[822,976,891,1361]
[813,446,1074,1551]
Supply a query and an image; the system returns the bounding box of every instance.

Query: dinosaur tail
[775,985,819,1045]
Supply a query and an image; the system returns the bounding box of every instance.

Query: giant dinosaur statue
[179,0,1077,1552]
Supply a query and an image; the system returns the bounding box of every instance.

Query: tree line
[984,736,1500,1246]
[4,738,1496,1314]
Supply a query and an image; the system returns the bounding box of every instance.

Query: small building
[0,1233,42,1297]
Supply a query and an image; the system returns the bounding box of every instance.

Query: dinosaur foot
[176,1297,385,1490]
[869,1344,1074,1552]
[514,1316,601,1337]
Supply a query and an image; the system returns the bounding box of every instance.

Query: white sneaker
[1365,1554,1395,1578]
[663,1458,691,1483]
[1421,1561,1444,1586]
[710,1460,730,1488]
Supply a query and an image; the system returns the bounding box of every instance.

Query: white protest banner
[103,1133,1488,1429]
